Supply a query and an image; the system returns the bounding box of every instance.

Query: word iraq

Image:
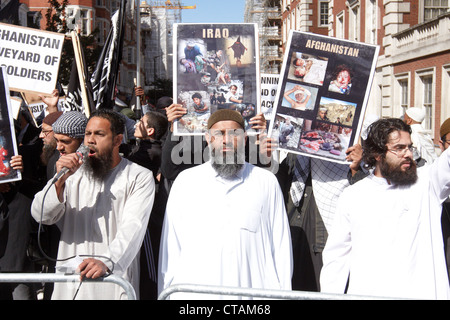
[305,39,359,57]
[202,28,230,38]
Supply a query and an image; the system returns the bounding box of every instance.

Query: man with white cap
[403,107,437,164]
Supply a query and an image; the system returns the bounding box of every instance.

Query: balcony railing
[393,13,450,56]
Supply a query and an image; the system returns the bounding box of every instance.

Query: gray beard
[40,142,57,165]
[210,148,245,179]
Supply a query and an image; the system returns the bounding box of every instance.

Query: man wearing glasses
[39,111,63,179]
[439,118,450,286]
[320,118,450,299]
[440,118,450,152]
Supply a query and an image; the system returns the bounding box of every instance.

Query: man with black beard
[159,109,292,299]
[31,109,155,300]
[320,118,450,299]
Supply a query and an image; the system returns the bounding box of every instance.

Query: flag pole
[135,0,142,118]
[71,30,91,117]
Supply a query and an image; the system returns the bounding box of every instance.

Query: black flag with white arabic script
[63,43,95,115]
[90,0,126,110]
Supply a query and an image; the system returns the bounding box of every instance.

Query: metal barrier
[158,284,398,300]
[0,273,136,300]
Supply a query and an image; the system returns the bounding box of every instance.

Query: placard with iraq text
[268,31,380,164]
[173,23,260,135]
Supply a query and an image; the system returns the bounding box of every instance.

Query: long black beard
[210,147,245,179]
[84,147,114,180]
[380,156,418,186]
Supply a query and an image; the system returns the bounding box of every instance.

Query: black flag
[62,60,83,113]
[63,40,95,115]
[90,0,126,110]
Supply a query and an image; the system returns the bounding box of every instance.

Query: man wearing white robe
[158,109,292,299]
[404,107,438,165]
[320,118,450,299]
[32,109,155,300]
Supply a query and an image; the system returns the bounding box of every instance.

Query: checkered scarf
[290,155,350,230]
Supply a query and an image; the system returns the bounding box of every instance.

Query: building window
[336,11,344,39]
[422,76,433,130]
[111,0,119,14]
[424,0,449,22]
[319,1,329,27]
[395,73,410,117]
[348,1,360,41]
[366,0,378,44]
[400,79,409,114]
[66,7,92,35]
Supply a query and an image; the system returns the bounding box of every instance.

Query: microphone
[52,144,90,184]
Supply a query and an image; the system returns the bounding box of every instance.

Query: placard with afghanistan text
[0,23,65,95]
[268,31,379,164]
[173,23,260,135]
[0,67,22,183]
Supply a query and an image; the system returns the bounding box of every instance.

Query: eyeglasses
[442,139,450,145]
[387,145,417,157]
[40,129,53,137]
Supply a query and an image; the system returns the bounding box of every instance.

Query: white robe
[158,161,293,299]
[320,148,450,299]
[31,158,155,300]
[410,123,438,164]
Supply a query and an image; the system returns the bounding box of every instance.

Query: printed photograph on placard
[0,67,22,183]
[287,52,328,86]
[271,114,304,151]
[298,119,353,160]
[281,82,318,112]
[174,23,260,135]
[268,31,379,164]
[316,97,357,126]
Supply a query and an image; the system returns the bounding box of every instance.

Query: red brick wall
[308,0,328,36]
[394,52,450,140]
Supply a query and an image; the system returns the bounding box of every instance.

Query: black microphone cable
[37,167,116,299]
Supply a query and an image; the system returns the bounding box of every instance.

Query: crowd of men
[0,85,449,300]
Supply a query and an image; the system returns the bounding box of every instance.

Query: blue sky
[178,0,245,23]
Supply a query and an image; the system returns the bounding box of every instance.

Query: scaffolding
[244,0,282,74]
[140,0,195,88]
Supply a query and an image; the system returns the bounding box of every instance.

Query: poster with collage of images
[173,23,260,135]
[0,66,21,184]
[268,31,380,164]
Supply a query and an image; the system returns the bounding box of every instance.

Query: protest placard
[268,31,379,164]
[0,67,22,183]
[173,23,260,135]
[260,73,279,121]
[27,97,65,119]
[0,23,64,95]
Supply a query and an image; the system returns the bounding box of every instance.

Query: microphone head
[76,144,90,162]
